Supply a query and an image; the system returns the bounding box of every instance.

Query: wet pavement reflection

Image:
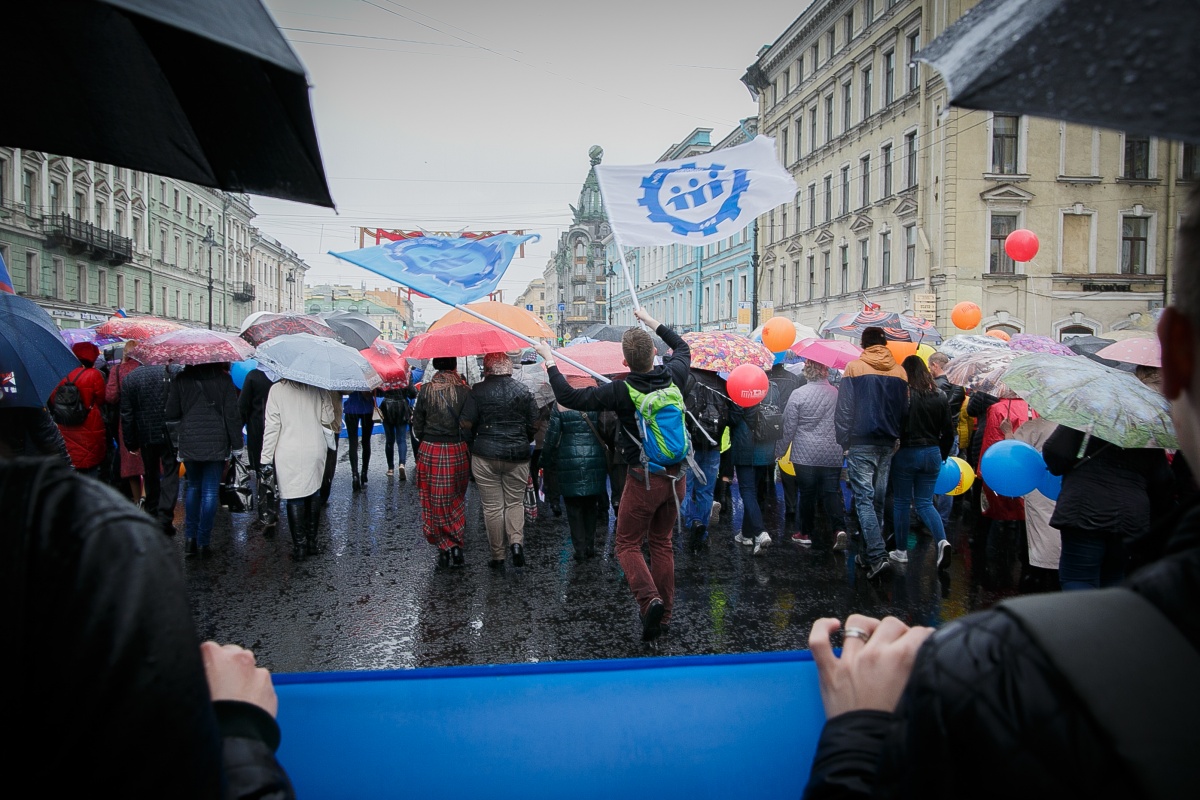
[182,450,1024,674]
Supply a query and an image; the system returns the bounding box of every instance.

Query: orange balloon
[886,341,918,362]
[761,316,797,353]
[985,329,1011,341]
[951,301,982,330]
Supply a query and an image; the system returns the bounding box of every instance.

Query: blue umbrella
[0,293,82,408]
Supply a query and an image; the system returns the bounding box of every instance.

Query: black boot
[360,454,369,485]
[285,500,306,561]
[304,494,323,556]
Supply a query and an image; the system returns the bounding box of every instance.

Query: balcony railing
[43,213,133,266]
[232,283,256,302]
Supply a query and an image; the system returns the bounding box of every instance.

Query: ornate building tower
[547,146,611,341]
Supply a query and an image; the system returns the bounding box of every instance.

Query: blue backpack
[626,383,690,472]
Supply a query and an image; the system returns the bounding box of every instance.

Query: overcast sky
[254,0,810,324]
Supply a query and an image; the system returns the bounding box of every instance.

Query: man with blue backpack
[536,307,692,643]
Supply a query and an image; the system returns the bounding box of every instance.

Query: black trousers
[344,413,372,478]
[564,495,600,557]
[139,442,179,523]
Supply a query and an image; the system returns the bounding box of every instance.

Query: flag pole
[444,301,612,384]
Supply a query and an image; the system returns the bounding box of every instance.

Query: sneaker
[866,558,892,580]
[753,531,772,555]
[937,539,952,570]
[398,466,406,482]
[734,533,755,545]
[832,531,849,551]
[642,598,665,642]
[889,549,909,564]
[790,532,812,546]
[387,469,394,477]
[709,501,721,525]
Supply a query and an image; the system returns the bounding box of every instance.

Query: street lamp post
[202,225,217,330]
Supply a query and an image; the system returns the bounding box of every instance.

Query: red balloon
[1004,229,1039,262]
[727,364,769,408]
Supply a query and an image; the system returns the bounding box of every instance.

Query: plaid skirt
[416,441,470,549]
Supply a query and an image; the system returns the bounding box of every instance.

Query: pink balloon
[727,364,769,408]
[1004,229,1039,262]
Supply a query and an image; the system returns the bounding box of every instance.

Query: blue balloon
[231,358,258,391]
[1037,468,1062,501]
[980,439,1045,497]
[773,349,786,366]
[933,458,962,494]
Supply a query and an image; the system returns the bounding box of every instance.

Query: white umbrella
[255,333,381,391]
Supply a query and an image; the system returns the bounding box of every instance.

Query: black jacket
[684,368,732,452]
[0,407,70,462]
[237,369,275,452]
[547,324,691,466]
[899,389,955,460]
[120,363,178,450]
[412,375,474,443]
[466,375,537,462]
[803,498,1200,800]
[1,457,294,798]
[164,365,242,462]
[933,374,965,420]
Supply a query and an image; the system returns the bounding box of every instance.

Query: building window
[134,279,142,312]
[862,66,873,118]
[22,170,35,214]
[792,261,801,304]
[842,82,853,133]
[795,116,803,158]
[883,50,895,105]
[117,274,126,308]
[992,114,1020,174]
[840,244,849,293]
[1184,144,1200,180]
[173,189,180,211]
[74,192,84,220]
[841,166,851,215]
[808,255,816,300]
[905,131,918,188]
[882,144,893,197]
[159,228,167,261]
[77,264,87,303]
[823,175,832,222]
[159,180,166,204]
[811,42,819,69]
[810,107,818,150]
[1123,134,1151,179]
[823,251,832,296]
[186,197,192,219]
[860,155,871,207]
[49,181,61,215]
[797,55,804,83]
[808,184,816,228]
[98,269,108,306]
[766,269,774,303]
[844,11,854,43]
[1121,216,1149,274]
[781,127,790,164]
[781,206,789,238]
[114,209,123,236]
[880,232,892,284]
[781,69,790,97]
[0,160,6,206]
[907,32,921,92]
[53,258,64,298]
[990,213,1018,273]
[904,224,917,280]
[864,0,875,24]
[825,94,834,141]
[859,238,870,288]
[827,29,835,56]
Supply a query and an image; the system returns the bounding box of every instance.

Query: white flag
[595,135,797,247]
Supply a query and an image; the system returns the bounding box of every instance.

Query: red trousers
[614,466,685,623]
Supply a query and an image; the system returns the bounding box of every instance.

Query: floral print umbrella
[681,331,773,372]
[132,328,255,365]
[820,309,943,344]
[240,313,336,346]
[936,334,1010,360]
[944,349,1022,399]
[1007,334,1078,357]
[95,315,184,340]
[1002,353,1176,449]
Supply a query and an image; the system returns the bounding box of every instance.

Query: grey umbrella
[324,313,382,351]
[254,334,381,391]
[916,0,1200,144]
[4,0,333,206]
[579,324,668,354]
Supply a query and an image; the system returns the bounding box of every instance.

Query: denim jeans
[684,448,721,528]
[793,464,846,537]
[891,446,947,551]
[1059,527,1125,591]
[382,421,408,470]
[183,459,224,546]
[735,464,765,536]
[846,444,895,562]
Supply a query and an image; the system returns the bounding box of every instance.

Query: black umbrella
[579,324,668,354]
[916,0,1200,144]
[4,0,334,207]
[1064,334,1135,371]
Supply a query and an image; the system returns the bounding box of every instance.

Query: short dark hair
[621,327,655,373]
[431,356,457,371]
[861,326,887,348]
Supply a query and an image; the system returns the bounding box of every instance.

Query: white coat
[261,380,342,500]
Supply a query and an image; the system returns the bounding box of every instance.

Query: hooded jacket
[834,345,908,448]
[546,324,691,467]
[50,365,109,469]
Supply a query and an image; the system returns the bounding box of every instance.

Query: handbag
[323,426,337,452]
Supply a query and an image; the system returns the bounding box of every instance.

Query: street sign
[526,304,534,311]
[558,302,566,312]
[913,293,937,320]
[546,314,554,321]
[737,302,752,333]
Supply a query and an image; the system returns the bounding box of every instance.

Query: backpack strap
[998,588,1200,799]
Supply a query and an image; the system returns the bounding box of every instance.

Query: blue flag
[330,233,539,306]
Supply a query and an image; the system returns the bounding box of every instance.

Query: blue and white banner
[595,135,797,247]
[330,233,539,307]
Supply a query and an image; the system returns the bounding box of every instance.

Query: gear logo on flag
[638,162,750,237]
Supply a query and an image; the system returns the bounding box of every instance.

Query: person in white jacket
[261,380,342,561]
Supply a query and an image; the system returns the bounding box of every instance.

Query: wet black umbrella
[916,0,1200,144]
[579,324,668,354]
[1064,334,1134,371]
[4,0,334,207]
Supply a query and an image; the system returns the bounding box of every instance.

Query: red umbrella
[240,313,335,346]
[132,328,255,365]
[95,315,184,340]
[557,340,629,378]
[360,339,409,389]
[403,322,526,359]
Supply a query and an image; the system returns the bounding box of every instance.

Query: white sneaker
[888,549,909,564]
[734,533,754,545]
[710,501,721,525]
[753,531,772,555]
[833,531,849,551]
[937,539,952,570]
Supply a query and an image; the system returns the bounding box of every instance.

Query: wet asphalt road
[181,444,1004,675]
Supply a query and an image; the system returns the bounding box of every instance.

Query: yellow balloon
[778,444,795,476]
[946,456,975,496]
[915,343,936,364]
